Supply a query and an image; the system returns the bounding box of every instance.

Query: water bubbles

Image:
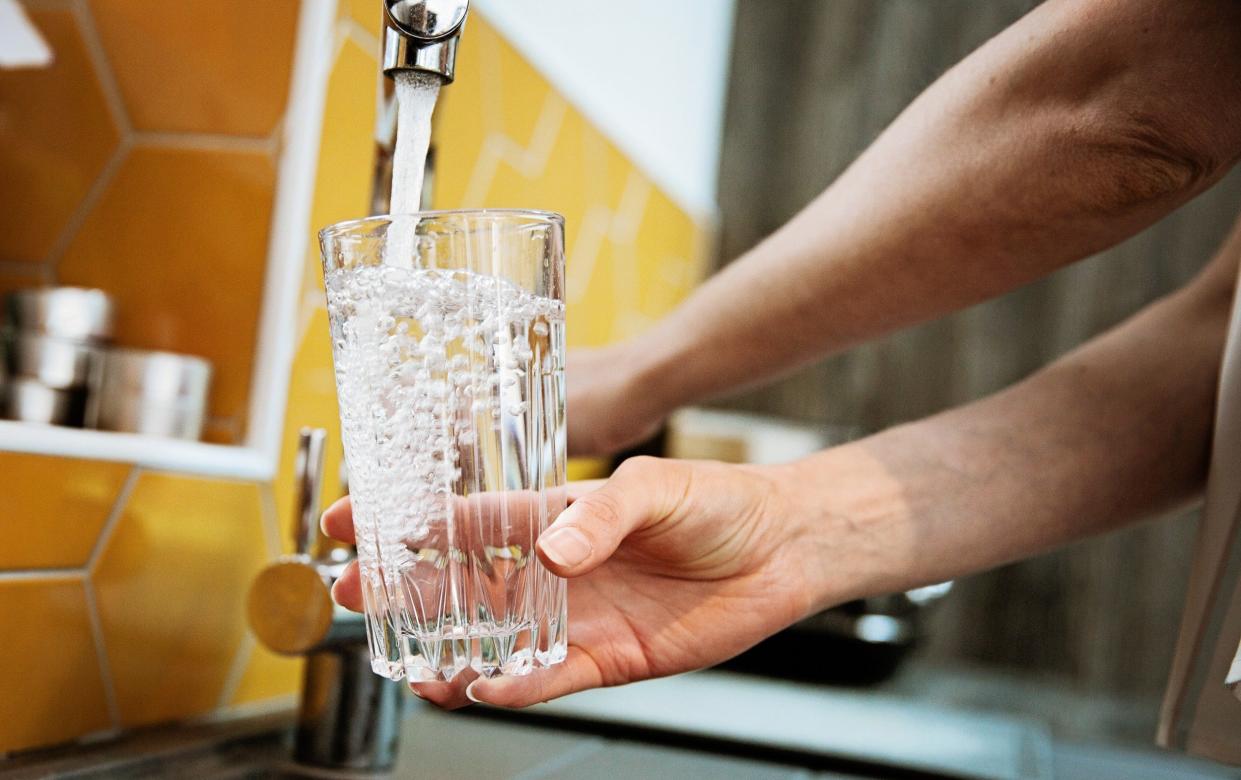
[326,264,563,556]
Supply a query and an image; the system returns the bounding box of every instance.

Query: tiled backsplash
[0,0,297,444]
[0,0,710,757]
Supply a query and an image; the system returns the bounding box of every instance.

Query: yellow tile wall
[0,0,301,755]
[0,0,711,757]
[433,16,711,347]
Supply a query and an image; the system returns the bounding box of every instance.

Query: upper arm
[967,0,1241,212]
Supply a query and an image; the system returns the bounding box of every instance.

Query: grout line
[0,567,83,581]
[131,131,278,156]
[267,115,287,160]
[329,17,349,62]
[85,466,140,573]
[0,260,53,282]
[215,630,256,709]
[259,481,285,559]
[69,0,132,135]
[296,287,326,347]
[44,138,131,273]
[340,17,381,56]
[82,576,122,730]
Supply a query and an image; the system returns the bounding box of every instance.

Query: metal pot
[91,348,212,440]
[3,287,115,342]
[3,332,102,390]
[3,377,88,426]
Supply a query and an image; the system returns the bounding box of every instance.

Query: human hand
[321,456,828,708]
[566,345,666,457]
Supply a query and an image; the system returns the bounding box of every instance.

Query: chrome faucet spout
[383,0,470,82]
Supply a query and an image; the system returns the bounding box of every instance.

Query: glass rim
[318,208,565,242]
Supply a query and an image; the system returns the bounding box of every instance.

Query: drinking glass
[319,210,567,682]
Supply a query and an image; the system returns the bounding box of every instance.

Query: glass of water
[319,210,567,682]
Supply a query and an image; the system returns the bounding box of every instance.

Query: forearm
[626,0,1241,420]
[791,244,1239,609]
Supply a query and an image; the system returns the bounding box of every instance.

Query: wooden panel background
[715,0,1241,702]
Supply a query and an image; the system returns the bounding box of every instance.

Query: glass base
[369,621,568,682]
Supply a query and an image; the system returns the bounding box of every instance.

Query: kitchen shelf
[0,419,271,480]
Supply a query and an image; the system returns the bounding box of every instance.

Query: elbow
[1075,111,1228,218]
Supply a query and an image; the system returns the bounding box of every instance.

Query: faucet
[383,0,469,81]
[248,428,404,771]
[371,0,470,213]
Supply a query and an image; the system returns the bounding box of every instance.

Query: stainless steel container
[3,377,87,426]
[4,333,102,390]
[92,348,212,440]
[3,287,115,342]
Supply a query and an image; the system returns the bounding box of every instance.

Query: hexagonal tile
[0,576,111,752]
[58,145,275,435]
[88,0,299,135]
[0,9,121,263]
[0,454,131,570]
[93,472,268,727]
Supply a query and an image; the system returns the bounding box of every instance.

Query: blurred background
[710,0,1241,747]
[3,0,1241,777]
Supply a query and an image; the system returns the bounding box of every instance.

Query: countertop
[3,666,1238,779]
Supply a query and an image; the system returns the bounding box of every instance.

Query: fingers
[322,481,603,549]
[464,647,604,708]
[320,496,355,544]
[411,668,478,710]
[330,560,363,611]
[537,456,682,577]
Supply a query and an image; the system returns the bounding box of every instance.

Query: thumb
[536,456,681,577]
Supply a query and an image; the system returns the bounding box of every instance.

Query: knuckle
[578,489,625,534]
[615,454,694,524]
[616,454,659,475]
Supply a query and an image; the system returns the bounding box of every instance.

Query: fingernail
[409,686,425,699]
[539,526,593,569]
[465,680,482,703]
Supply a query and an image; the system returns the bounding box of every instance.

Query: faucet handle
[293,427,328,557]
[249,426,364,656]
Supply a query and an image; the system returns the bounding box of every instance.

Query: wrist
[623,326,697,423]
[603,337,676,437]
[773,441,911,613]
